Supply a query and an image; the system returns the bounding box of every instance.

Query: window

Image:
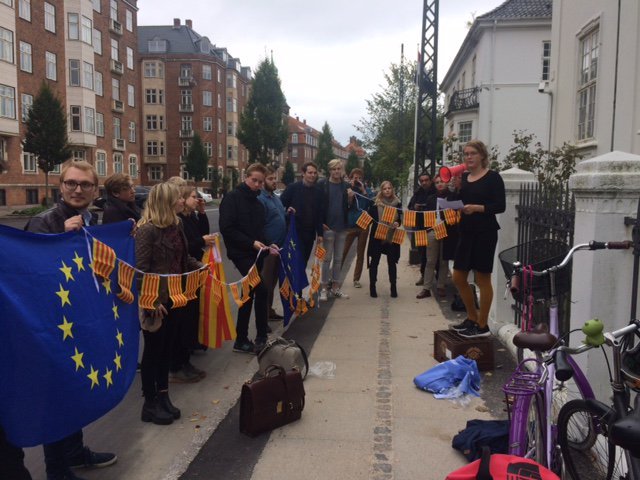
[227,121,233,136]
[149,165,163,181]
[203,117,212,131]
[217,69,221,83]
[68,13,79,40]
[19,0,30,21]
[92,0,101,13]
[147,38,166,53]
[227,145,234,160]
[113,153,123,173]
[69,59,80,86]
[45,51,56,80]
[217,93,221,108]
[84,107,94,133]
[125,10,133,31]
[458,121,472,144]
[181,141,192,156]
[94,71,103,95]
[96,151,106,176]
[292,147,298,158]
[127,84,134,107]
[19,41,31,72]
[226,72,236,89]
[83,62,93,89]
[26,188,39,205]
[113,117,121,139]
[577,28,598,141]
[180,64,192,78]
[128,155,137,178]
[0,28,14,64]
[110,38,118,61]
[291,133,298,143]
[126,47,133,69]
[44,2,55,33]
[181,116,192,131]
[128,121,135,142]
[226,96,237,112]
[202,64,212,80]
[144,61,163,77]
[23,152,36,172]
[146,114,164,130]
[181,90,192,105]
[93,28,102,55]
[95,112,104,136]
[204,142,213,157]
[70,105,81,131]
[21,93,32,122]
[111,78,119,100]
[0,84,15,118]
[218,144,222,158]
[109,0,117,20]
[146,140,164,156]
[217,118,222,133]
[145,88,163,104]
[203,91,212,106]
[541,41,551,81]
[81,16,92,44]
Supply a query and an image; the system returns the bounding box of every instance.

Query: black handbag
[239,365,305,437]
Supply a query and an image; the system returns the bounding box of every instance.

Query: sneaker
[169,368,201,383]
[233,340,256,355]
[319,289,328,301]
[353,280,362,288]
[415,277,424,286]
[68,447,117,469]
[459,325,491,339]
[451,318,476,332]
[416,289,431,299]
[331,289,349,299]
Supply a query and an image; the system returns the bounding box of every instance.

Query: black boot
[390,283,397,298]
[370,284,377,298]
[158,391,181,419]
[141,397,173,425]
[369,265,378,298]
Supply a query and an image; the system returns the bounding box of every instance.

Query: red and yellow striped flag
[315,245,326,261]
[116,261,135,304]
[184,270,200,301]
[139,273,160,309]
[92,238,116,280]
[444,209,458,225]
[374,224,389,241]
[241,277,251,302]
[199,239,236,348]
[230,282,243,306]
[404,210,416,228]
[247,265,261,288]
[424,211,436,228]
[434,222,448,240]
[168,275,188,308]
[356,211,373,229]
[279,277,291,299]
[381,206,396,224]
[415,230,428,247]
[392,228,405,245]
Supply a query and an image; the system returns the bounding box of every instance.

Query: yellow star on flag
[112,302,119,320]
[56,284,71,307]
[59,261,75,282]
[289,239,296,249]
[113,352,122,371]
[87,366,100,389]
[71,347,85,371]
[72,252,85,271]
[58,316,74,340]
[115,329,124,347]
[103,368,113,387]
[102,278,112,294]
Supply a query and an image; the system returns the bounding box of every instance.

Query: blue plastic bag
[414,356,481,398]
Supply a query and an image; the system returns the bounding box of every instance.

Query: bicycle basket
[498,239,571,301]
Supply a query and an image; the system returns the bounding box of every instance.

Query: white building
[441,0,552,160]
[548,0,640,158]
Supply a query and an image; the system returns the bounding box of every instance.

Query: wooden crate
[433,329,494,371]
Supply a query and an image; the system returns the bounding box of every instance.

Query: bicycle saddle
[512,323,558,352]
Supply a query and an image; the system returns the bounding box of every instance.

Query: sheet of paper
[437,198,464,210]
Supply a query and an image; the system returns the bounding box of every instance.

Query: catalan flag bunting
[247,265,261,288]
[116,260,135,304]
[198,239,236,349]
[443,208,458,225]
[230,282,242,306]
[167,275,188,308]
[0,222,138,447]
[355,210,373,230]
[374,224,390,241]
[403,210,416,228]
[424,211,436,228]
[315,245,326,261]
[91,237,117,280]
[415,229,428,247]
[279,220,309,326]
[139,273,160,310]
[392,228,406,245]
[381,206,397,224]
[241,277,251,302]
[434,222,448,240]
[184,270,200,301]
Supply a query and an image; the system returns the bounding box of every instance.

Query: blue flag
[0,222,138,447]
[278,219,309,326]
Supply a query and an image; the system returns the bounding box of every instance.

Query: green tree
[230,167,239,187]
[346,150,360,174]
[362,158,374,185]
[237,58,288,165]
[184,132,208,183]
[315,122,334,174]
[23,82,72,205]
[282,161,295,185]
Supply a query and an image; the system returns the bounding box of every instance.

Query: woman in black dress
[450,140,505,338]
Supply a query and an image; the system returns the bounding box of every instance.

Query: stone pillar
[492,168,536,356]
[569,151,640,399]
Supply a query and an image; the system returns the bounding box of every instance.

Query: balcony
[110,59,124,75]
[179,129,194,138]
[112,99,124,113]
[178,76,195,86]
[446,87,480,116]
[109,19,123,35]
[178,103,194,112]
[144,155,166,164]
[113,138,126,151]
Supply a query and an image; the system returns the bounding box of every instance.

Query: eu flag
[0,222,138,447]
[279,219,309,326]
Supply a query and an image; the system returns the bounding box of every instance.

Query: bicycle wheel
[517,392,546,466]
[558,399,630,480]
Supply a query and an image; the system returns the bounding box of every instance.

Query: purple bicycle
[498,240,632,475]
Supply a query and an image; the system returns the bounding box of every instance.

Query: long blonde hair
[374,181,400,206]
[139,182,181,228]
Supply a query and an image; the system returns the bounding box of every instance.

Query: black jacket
[179,211,210,260]
[219,183,266,261]
[280,180,324,237]
[25,200,98,233]
[367,201,403,265]
[102,196,141,224]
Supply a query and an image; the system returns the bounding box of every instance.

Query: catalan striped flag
[424,211,436,228]
[167,275,188,308]
[404,210,416,228]
[184,270,200,301]
[374,224,389,241]
[241,277,251,302]
[116,261,135,304]
[415,230,428,247]
[139,274,160,309]
[381,206,396,224]
[392,228,406,245]
[356,211,373,229]
[434,222,448,240]
[92,238,116,280]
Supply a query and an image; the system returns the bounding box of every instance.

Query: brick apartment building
[0,0,141,208]
[137,18,251,192]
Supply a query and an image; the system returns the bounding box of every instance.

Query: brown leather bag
[239,365,305,437]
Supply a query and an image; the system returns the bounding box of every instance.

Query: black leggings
[141,306,181,400]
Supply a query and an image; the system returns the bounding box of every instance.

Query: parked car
[274,189,283,197]
[197,189,213,203]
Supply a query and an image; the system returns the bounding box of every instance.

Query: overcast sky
[137,0,504,145]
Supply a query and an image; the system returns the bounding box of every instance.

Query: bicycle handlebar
[557,319,640,356]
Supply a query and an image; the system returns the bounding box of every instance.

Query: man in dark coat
[219,163,277,354]
[407,172,436,285]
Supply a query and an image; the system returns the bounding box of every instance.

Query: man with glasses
[408,172,436,288]
[25,161,117,480]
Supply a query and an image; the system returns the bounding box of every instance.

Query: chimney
[295,116,299,121]
[303,119,306,125]
[173,18,181,28]
[185,19,192,29]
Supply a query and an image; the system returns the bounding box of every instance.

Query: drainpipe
[488,19,497,147]
[610,0,622,151]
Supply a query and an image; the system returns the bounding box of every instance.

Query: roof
[477,0,552,21]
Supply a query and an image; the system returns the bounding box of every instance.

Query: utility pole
[413,0,439,188]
